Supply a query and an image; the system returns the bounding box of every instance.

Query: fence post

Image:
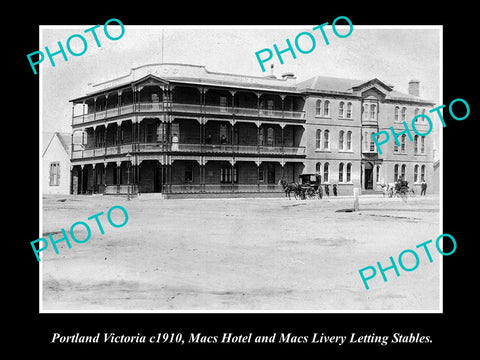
[353,187,360,211]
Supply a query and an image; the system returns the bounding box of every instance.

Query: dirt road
[40,194,441,312]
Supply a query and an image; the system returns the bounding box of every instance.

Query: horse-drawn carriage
[380,178,415,201]
[280,174,322,200]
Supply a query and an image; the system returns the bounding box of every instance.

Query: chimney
[408,80,420,97]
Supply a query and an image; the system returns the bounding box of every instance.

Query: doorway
[364,162,373,189]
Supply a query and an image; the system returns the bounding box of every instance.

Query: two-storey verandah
[70,76,306,195]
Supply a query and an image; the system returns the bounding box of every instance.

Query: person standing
[333,184,337,196]
[421,180,427,196]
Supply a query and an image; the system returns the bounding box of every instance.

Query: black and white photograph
[40,25,442,312]
[17,6,476,355]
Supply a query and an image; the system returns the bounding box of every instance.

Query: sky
[39,25,441,134]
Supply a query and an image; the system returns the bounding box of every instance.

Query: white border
[38,24,443,314]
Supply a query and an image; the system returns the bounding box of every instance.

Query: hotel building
[69,63,437,197]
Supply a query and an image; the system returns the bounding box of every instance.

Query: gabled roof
[43,132,71,157]
[297,75,435,104]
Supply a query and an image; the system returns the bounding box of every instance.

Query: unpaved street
[40,194,441,311]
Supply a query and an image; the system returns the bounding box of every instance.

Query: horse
[279,179,300,200]
[379,182,397,197]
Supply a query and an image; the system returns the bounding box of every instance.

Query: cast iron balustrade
[71,142,306,159]
[72,101,306,125]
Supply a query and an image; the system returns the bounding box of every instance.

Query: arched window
[370,104,377,120]
[369,134,375,151]
[415,108,419,117]
[414,135,419,154]
[346,102,352,118]
[421,165,426,181]
[394,106,400,122]
[316,129,321,149]
[394,164,399,180]
[401,164,406,179]
[324,162,329,182]
[316,162,321,174]
[339,163,344,182]
[346,131,352,150]
[364,131,369,151]
[394,138,399,152]
[421,136,425,153]
[401,134,407,153]
[266,127,274,146]
[414,164,419,182]
[316,100,322,116]
[323,130,330,150]
[363,103,369,120]
[339,130,344,150]
[401,107,407,121]
[346,163,352,182]
[324,100,330,117]
[339,102,345,118]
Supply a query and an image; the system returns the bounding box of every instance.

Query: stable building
[43,131,72,194]
[69,63,438,196]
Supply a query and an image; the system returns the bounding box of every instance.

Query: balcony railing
[72,101,305,125]
[170,183,282,194]
[71,142,306,159]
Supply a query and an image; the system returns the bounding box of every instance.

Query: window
[346,102,352,118]
[258,127,264,146]
[414,135,419,154]
[370,104,376,120]
[394,139,399,152]
[421,165,426,181]
[267,99,274,115]
[346,131,352,150]
[221,164,238,183]
[220,124,228,144]
[414,108,419,117]
[316,100,322,116]
[363,103,369,120]
[339,102,345,118]
[414,164,419,182]
[339,130,344,150]
[421,136,425,153]
[323,130,330,150]
[364,131,369,152]
[339,163,344,182]
[401,134,407,153]
[401,164,406,179]
[394,106,400,122]
[323,100,330,117]
[258,165,264,182]
[324,162,329,182]
[346,163,352,182]
[394,164,399,180]
[266,127,274,146]
[219,96,228,112]
[369,135,375,152]
[401,107,407,121]
[316,129,321,149]
[49,162,60,186]
[315,162,321,174]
